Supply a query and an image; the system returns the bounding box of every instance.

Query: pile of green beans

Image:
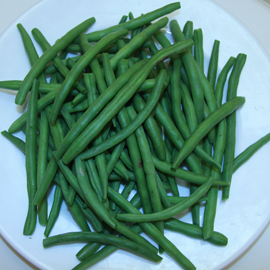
[1,2,270,270]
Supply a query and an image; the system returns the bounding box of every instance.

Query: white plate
[0,0,270,269]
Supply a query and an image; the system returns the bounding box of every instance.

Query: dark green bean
[1,131,25,154]
[172,96,246,171]
[183,21,193,39]
[44,186,63,237]
[215,56,235,107]
[193,28,204,72]
[222,53,247,200]
[170,20,204,124]
[23,79,39,235]
[234,132,270,172]
[152,155,229,186]
[116,176,214,223]
[207,40,220,88]
[164,218,228,246]
[43,232,162,263]
[81,3,180,42]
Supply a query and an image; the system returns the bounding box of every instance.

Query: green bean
[109,181,121,210]
[133,93,166,161]
[50,29,128,124]
[152,155,228,186]
[202,139,212,177]
[202,120,227,239]
[193,28,204,72]
[164,218,228,246]
[107,187,196,270]
[110,17,169,70]
[233,133,270,173]
[170,20,204,124]
[80,37,108,96]
[119,15,128,24]
[207,40,220,88]
[116,176,214,223]
[53,59,146,161]
[63,39,194,164]
[44,186,63,237]
[215,56,235,107]
[168,196,207,204]
[43,232,162,263]
[101,52,118,127]
[32,29,86,94]
[117,107,152,214]
[172,96,246,171]
[127,105,164,251]
[181,81,197,133]
[17,23,39,67]
[1,131,25,154]
[23,79,39,235]
[9,90,58,133]
[156,172,172,209]
[36,110,49,226]
[183,21,193,39]
[44,55,81,75]
[81,3,180,42]
[164,146,179,197]
[143,93,220,171]
[0,80,56,93]
[74,245,118,270]
[15,17,95,105]
[222,53,247,200]
[85,159,103,202]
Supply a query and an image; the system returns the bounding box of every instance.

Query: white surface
[0,0,270,269]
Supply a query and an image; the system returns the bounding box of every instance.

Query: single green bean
[23,79,39,235]
[222,53,247,200]
[116,176,214,223]
[172,96,246,171]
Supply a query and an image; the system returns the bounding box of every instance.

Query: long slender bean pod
[116,176,214,223]
[23,79,39,235]
[80,3,180,42]
[172,96,246,171]
[222,54,247,200]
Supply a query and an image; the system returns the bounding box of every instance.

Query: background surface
[0,0,270,269]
